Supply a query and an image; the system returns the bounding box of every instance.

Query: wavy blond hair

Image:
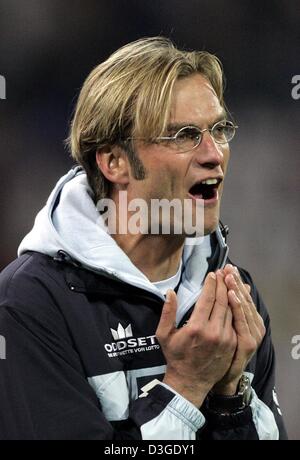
[68,37,225,201]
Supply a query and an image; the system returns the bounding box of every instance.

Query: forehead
[169,73,224,125]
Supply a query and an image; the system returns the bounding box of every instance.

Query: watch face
[238,375,252,407]
[208,375,253,414]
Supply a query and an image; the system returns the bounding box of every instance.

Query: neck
[109,187,185,282]
[113,233,184,282]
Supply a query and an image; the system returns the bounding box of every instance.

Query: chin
[203,212,220,235]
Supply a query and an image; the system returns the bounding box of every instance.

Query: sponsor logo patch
[105,323,160,358]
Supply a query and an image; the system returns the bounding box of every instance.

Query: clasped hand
[156,265,266,407]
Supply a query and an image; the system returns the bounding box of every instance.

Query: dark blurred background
[0,0,299,439]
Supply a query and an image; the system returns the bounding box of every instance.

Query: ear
[96,146,129,186]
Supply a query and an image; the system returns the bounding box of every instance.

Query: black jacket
[0,249,288,440]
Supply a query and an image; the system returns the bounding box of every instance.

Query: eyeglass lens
[174,122,235,152]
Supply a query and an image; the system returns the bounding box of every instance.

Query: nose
[194,130,224,168]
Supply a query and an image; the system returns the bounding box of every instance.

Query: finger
[223,263,235,276]
[241,287,265,334]
[226,277,260,336]
[225,271,265,340]
[245,283,251,294]
[209,271,229,325]
[244,308,265,342]
[224,273,248,312]
[231,268,253,303]
[224,265,249,299]
[223,307,237,351]
[232,275,265,335]
[156,290,178,340]
[239,299,263,342]
[224,267,245,293]
[224,273,239,292]
[190,272,216,323]
[224,303,233,329]
[228,289,251,336]
[241,285,260,320]
[225,271,254,317]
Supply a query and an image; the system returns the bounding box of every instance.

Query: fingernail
[166,290,172,302]
[209,272,216,280]
[230,290,240,302]
[234,291,241,302]
[231,274,238,284]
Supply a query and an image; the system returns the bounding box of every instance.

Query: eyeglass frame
[125,119,238,154]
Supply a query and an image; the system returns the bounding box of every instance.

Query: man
[0,37,287,439]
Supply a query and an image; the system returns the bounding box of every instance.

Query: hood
[18,167,229,324]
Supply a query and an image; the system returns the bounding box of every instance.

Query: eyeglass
[126,120,238,154]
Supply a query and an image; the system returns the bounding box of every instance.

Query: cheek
[222,147,230,173]
[164,165,188,196]
[139,168,173,198]
[140,150,190,197]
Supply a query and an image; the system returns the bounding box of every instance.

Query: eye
[176,127,201,143]
[212,121,236,143]
[213,121,231,138]
[214,122,227,133]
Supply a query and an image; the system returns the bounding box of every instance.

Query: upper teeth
[201,178,218,185]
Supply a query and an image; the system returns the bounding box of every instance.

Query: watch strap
[206,375,253,414]
[203,405,253,429]
[207,392,245,413]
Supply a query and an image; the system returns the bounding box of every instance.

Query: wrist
[163,374,211,408]
[212,376,241,396]
[206,374,252,414]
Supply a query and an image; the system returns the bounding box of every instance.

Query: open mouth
[188,178,222,201]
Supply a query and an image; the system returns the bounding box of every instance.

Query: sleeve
[198,267,288,440]
[240,267,288,440]
[0,306,205,440]
[131,380,205,440]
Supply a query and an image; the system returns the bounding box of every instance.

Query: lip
[187,176,223,206]
[188,189,219,206]
[190,176,223,187]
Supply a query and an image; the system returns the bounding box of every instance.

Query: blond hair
[68,37,225,201]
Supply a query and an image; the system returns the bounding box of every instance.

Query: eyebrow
[166,110,228,133]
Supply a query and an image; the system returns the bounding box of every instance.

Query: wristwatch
[207,374,253,414]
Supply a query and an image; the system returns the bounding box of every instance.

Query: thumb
[156,290,178,341]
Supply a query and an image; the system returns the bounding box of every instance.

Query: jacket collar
[55,222,229,298]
